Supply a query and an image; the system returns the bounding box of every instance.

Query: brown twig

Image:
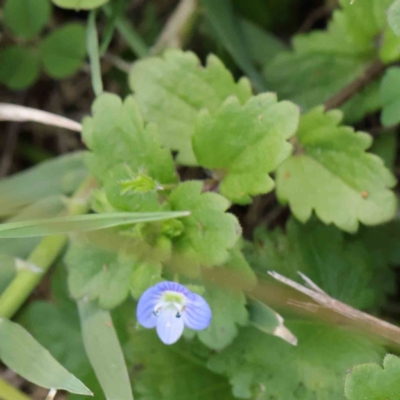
[152,0,198,54]
[324,60,388,110]
[0,104,82,132]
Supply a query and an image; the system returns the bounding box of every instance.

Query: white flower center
[153,291,186,319]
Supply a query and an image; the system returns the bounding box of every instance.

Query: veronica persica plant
[136,282,212,345]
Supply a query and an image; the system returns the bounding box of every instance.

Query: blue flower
[136,281,212,345]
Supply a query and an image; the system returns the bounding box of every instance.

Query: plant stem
[0,376,31,400]
[0,177,95,319]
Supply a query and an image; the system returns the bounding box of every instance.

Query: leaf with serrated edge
[167,181,241,267]
[129,49,252,165]
[208,322,385,400]
[193,93,299,204]
[276,106,397,233]
[83,93,177,212]
[345,354,400,400]
[65,237,133,309]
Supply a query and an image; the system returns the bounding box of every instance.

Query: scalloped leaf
[193,93,299,204]
[345,354,400,400]
[276,107,397,232]
[167,181,241,268]
[264,0,400,113]
[208,322,385,400]
[129,49,252,165]
[82,93,177,212]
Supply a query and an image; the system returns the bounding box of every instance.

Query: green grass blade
[0,152,87,218]
[103,4,149,58]
[99,0,125,55]
[0,318,92,395]
[201,0,266,92]
[78,300,134,400]
[87,10,103,96]
[0,211,190,238]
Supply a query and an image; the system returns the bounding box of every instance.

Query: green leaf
[0,211,190,239]
[201,0,266,91]
[167,181,241,268]
[208,322,385,400]
[87,11,103,96]
[3,0,51,39]
[198,284,248,350]
[65,237,134,308]
[40,24,86,79]
[82,93,177,212]
[264,0,399,112]
[0,152,87,218]
[380,67,400,126]
[125,328,235,400]
[0,254,17,294]
[130,263,162,299]
[345,354,400,400]
[0,318,92,395]
[247,297,297,346]
[388,0,400,37]
[129,49,252,165]
[52,0,109,10]
[0,47,40,90]
[193,93,299,204]
[276,107,397,232]
[78,300,134,400]
[246,217,395,310]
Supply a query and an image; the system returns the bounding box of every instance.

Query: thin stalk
[0,376,31,400]
[0,177,95,319]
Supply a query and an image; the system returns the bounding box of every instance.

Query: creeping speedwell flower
[136,281,212,345]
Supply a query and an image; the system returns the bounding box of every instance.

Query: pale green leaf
[276,107,397,232]
[52,0,108,10]
[129,49,252,165]
[345,354,400,399]
[0,47,40,90]
[388,0,400,37]
[208,322,385,400]
[130,263,162,299]
[0,211,190,238]
[0,152,87,218]
[380,67,400,126]
[65,237,134,308]
[78,300,134,400]
[40,24,86,79]
[3,0,51,39]
[193,93,299,204]
[198,284,248,350]
[0,318,92,395]
[83,93,177,212]
[246,218,395,309]
[167,181,241,268]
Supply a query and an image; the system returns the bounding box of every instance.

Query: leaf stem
[0,177,95,319]
[0,376,31,400]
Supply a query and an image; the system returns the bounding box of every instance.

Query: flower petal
[156,308,184,345]
[136,285,162,328]
[184,293,212,331]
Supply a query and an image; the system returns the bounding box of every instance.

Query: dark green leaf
[40,24,86,79]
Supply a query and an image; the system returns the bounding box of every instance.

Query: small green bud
[161,219,184,238]
[119,173,161,195]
